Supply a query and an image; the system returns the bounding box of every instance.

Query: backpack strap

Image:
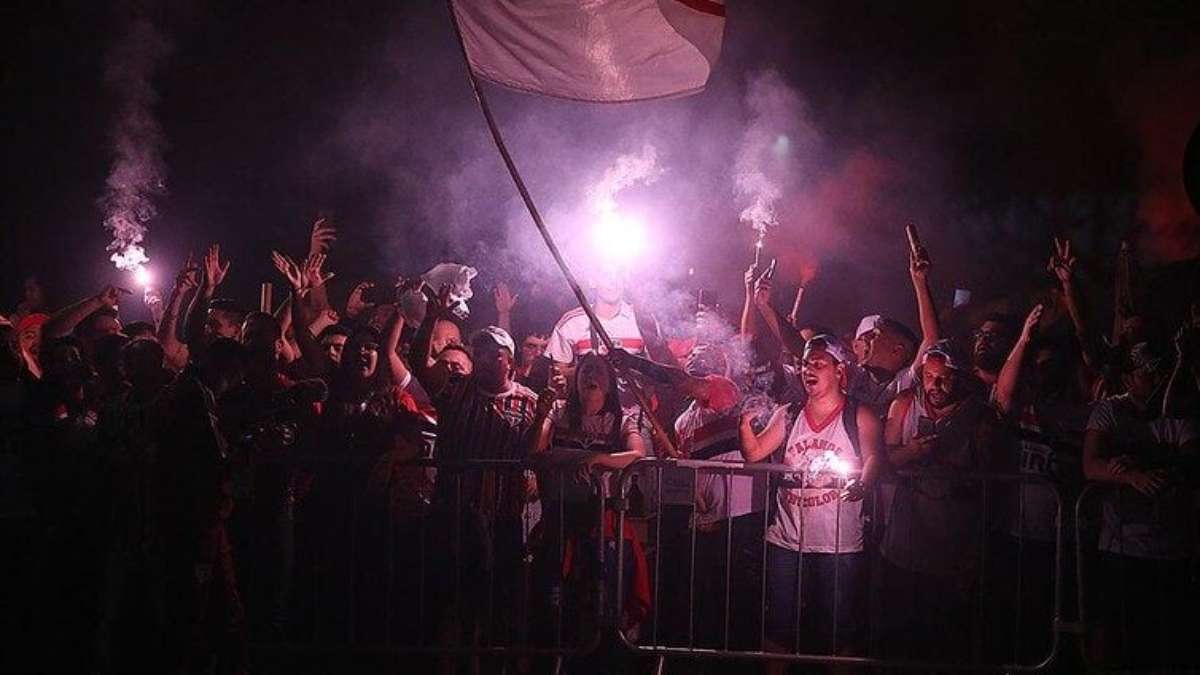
[841,397,862,459]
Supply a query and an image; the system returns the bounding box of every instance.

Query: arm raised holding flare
[906,224,940,368]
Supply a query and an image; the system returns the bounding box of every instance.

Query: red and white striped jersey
[546,303,646,364]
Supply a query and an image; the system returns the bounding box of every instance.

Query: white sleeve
[545,319,575,364]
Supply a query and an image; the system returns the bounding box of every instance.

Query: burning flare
[99,15,171,274]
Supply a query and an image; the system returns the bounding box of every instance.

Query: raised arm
[995,304,1043,415]
[1111,241,1134,346]
[1047,238,1096,367]
[1162,323,1199,418]
[908,240,940,367]
[753,275,808,358]
[43,285,120,339]
[739,264,759,339]
[183,245,231,346]
[739,404,789,463]
[159,257,200,370]
[493,282,517,336]
[409,285,454,395]
[272,250,326,371]
[383,300,409,386]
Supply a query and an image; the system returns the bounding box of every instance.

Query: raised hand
[493,282,518,315]
[271,251,304,291]
[1020,304,1044,341]
[743,264,759,294]
[308,217,338,256]
[204,244,231,289]
[345,281,375,319]
[1047,237,1076,284]
[176,252,201,292]
[909,243,931,280]
[302,252,335,288]
[753,272,772,306]
[96,285,121,308]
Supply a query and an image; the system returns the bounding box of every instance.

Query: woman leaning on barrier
[528,352,651,642]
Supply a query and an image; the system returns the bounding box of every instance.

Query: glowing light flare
[133,266,153,288]
[809,450,852,479]
[590,211,647,264]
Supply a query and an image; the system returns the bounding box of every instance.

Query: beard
[974,349,1005,372]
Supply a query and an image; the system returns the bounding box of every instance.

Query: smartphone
[916,416,936,438]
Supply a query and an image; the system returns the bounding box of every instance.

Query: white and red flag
[451,0,725,102]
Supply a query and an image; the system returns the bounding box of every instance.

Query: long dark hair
[564,352,624,448]
[330,325,386,404]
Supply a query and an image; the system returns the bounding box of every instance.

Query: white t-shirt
[675,401,766,527]
[541,404,651,502]
[765,402,863,553]
[546,303,646,364]
[1087,395,1197,560]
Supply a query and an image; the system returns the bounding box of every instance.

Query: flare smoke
[100,15,171,273]
[587,143,665,216]
[734,70,810,240]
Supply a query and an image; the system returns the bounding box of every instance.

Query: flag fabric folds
[451,0,725,103]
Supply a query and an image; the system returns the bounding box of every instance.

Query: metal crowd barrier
[241,456,608,670]
[612,458,1069,672]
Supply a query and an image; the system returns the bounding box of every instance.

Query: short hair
[123,321,157,339]
[978,313,1016,331]
[80,306,119,334]
[209,298,246,320]
[317,324,352,343]
[879,318,918,360]
[439,343,473,362]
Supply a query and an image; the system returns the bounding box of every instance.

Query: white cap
[472,325,516,355]
[854,314,882,340]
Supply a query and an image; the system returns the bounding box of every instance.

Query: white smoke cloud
[100,15,171,273]
[587,142,665,216]
[734,70,812,240]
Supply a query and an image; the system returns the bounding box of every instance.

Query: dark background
[3,1,1199,337]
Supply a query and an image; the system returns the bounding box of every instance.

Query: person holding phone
[878,339,997,662]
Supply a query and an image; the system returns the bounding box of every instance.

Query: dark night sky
[4,1,1199,334]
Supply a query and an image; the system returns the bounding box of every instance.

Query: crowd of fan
[1,218,1197,674]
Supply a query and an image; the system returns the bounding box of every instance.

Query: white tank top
[765,402,863,553]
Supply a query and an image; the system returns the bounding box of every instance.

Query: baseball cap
[854,314,883,340]
[471,325,516,355]
[922,339,968,371]
[803,334,853,364]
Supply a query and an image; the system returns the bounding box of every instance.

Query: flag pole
[446,1,677,454]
